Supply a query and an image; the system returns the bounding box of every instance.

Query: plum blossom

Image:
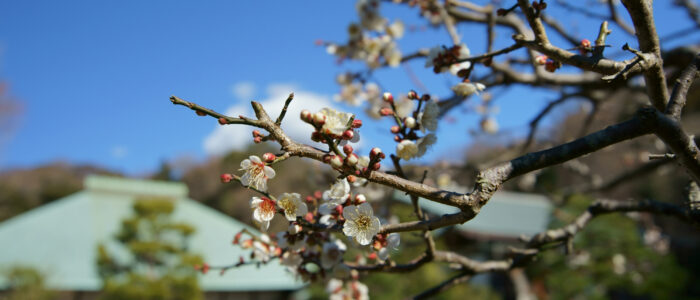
[343,203,381,245]
[239,155,276,192]
[277,193,308,221]
[321,239,347,269]
[318,108,354,136]
[419,100,439,132]
[416,133,437,157]
[250,196,276,230]
[452,82,486,97]
[396,140,418,160]
[280,251,304,269]
[377,233,401,260]
[323,178,351,205]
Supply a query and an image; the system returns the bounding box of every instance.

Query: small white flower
[239,155,276,192]
[396,140,418,160]
[250,196,276,230]
[394,95,414,118]
[323,179,351,205]
[377,233,401,261]
[277,193,308,221]
[387,20,405,38]
[326,278,345,295]
[480,117,499,134]
[420,100,439,132]
[449,44,471,75]
[342,203,381,245]
[416,133,437,157]
[321,239,347,269]
[452,82,486,97]
[318,108,355,136]
[425,46,443,68]
[280,251,304,268]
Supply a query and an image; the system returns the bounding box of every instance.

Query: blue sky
[0,1,697,175]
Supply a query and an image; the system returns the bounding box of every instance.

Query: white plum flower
[416,133,437,157]
[387,20,405,39]
[342,203,381,245]
[425,46,443,68]
[250,196,276,230]
[377,233,401,261]
[452,82,486,97]
[318,107,355,136]
[323,178,351,205]
[277,193,308,221]
[394,95,415,118]
[280,251,304,269]
[449,44,471,75]
[396,140,418,160]
[419,100,439,132]
[321,239,347,269]
[239,155,276,192]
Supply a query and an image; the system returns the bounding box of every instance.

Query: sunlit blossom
[396,139,418,160]
[277,193,308,221]
[377,233,401,260]
[239,155,276,192]
[452,82,486,97]
[342,203,381,245]
[318,108,355,136]
[321,239,347,269]
[419,100,439,132]
[250,196,276,230]
[323,178,351,205]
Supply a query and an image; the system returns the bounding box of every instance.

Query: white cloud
[204,83,343,156]
[232,81,256,100]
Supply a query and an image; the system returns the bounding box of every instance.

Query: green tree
[1,266,53,300]
[96,197,204,300]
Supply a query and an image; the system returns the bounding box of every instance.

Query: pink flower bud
[262,153,276,162]
[252,130,261,137]
[330,155,343,168]
[218,117,228,125]
[407,90,418,100]
[312,112,326,126]
[196,110,206,116]
[220,173,233,183]
[390,125,400,133]
[322,154,332,163]
[404,117,416,129]
[394,135,401,142]
[535,55,548,65]
[380,107,393,116]
[581,39,591,49]
[345,153,359,166]
[370,147,382,158]
[352,119,363,128]
[355,194,366,204]
[300,109,312,123]
[304,212,314,223]
[253,136,262,143]
[382,92,394,103]
[342,130,354,140]
[346,175,357,183]
[305,195,314,203]
[372,162,381,170]
[343,144,354,155]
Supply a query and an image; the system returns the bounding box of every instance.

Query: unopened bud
[252,130,261,137]
[218,117,228,125]
[262,153,276,162]
[372,162,381,170]
[343,144,354,155]
[382,92,394,103]
[196,110,206,116]
[253,136,262,143]
[322,154,332,163]
[300,109,312,123]
[407,90,418,100]
[355,194,367,204]
[370,147,382,159]
[535,55,548,65]
[390,125,400,134]
[346,175,357,183]
[352,119,363,128]
[394,135,401,142]
[345,153,359,166]
[380,107,393,116]
[313,112,326,126]
[220,173,233,183]
[580,39,591,49]
[404,117,416,129]
[305,195,314,203]
[342,130,354,140]
[330,155,344,168]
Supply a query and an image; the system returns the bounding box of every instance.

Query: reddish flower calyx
[330,155,344,168]
[196,110,206,116]
[300,109,312,123]
[351,119,363,128]
[379,107,393,116]
[382,92,394,103]
[407,90,418,100]
[390,125,400,134]
[218,117,228,125]
[343,144,354,155]
[220,173,233,183]
[345,153,359,166]
[342,130,354,140]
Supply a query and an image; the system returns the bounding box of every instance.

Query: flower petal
[264,166,276,179]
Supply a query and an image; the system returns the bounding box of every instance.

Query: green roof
[0,175,302,291]
[394,190,552,238]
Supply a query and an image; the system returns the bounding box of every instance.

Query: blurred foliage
[1,266,53,300]
[97,197,203,300]
[0,163,117,221]
[528,194,688,300]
